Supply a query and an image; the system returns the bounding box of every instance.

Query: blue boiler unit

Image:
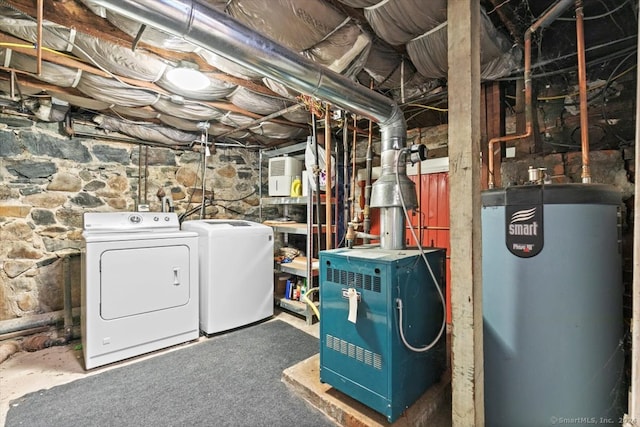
[319,246,446,423]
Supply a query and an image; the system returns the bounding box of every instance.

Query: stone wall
[501,149,635,199]
[0,111,635,327]
[0,120,261,322]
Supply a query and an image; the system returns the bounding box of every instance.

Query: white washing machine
[81,212,199,370]
[181,220,273,335]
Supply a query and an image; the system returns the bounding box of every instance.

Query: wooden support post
[448,1,484,426]
[628,7,640,424]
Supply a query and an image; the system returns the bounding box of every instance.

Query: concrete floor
[0,309,451,426]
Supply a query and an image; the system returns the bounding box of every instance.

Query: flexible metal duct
[94,0,415,249]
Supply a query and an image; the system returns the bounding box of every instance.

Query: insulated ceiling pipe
[94,0,415,250]
[487,0,575,189]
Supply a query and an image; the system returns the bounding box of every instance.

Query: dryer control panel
[83,212,180,232]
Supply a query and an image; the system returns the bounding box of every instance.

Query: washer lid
[182,219,270,230]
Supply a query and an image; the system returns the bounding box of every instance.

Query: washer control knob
[164,216,171,221]
[153,216,159,221]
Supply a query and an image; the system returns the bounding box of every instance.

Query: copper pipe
[417,129,423,245]
[346,113,358,248]
[487,0,574,189]
[363,112,373,242]
[488,33,532,189]
[363,79,375,243]
[137,144,143,206]
[576,0,591,183]
[325,105,332,250]
[420,225,450,231]
[342,112,350,242]
[36,0,43,76]
[351,114,357,222]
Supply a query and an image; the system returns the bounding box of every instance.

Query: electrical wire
[601,51,636,145]
[499,43,637,81]
[405,102,448,112]
[214,204,244,216]
[556,0,632,21]
[0,42,78,60]
[211,189,257,202]
[506,63,637,102]
[394,148,446,353]
[179,198,214,222]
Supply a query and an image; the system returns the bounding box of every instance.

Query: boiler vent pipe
[94,0,414,249]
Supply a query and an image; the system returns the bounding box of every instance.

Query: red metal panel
[359,170,451,323]
[407,172,451,323]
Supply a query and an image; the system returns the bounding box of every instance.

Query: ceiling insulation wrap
[226,0,348,52]
[0,49,81,87]
[75,74,159,107]
[93,114,197,145]
[364,0,447,46]
[0,0,523,148]
[407,11,521,80]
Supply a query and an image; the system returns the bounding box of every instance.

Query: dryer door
[100,244,191,320]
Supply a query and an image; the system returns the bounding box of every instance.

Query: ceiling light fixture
[165,62,210,91]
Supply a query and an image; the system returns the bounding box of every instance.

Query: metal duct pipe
[370,106,417,249]
[94,0,400,125]
[94,0,412,249]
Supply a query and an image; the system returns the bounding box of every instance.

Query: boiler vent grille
[325,267,381,293]
[325,334,382,370]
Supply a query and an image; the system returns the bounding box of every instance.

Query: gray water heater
[482,184,625,427]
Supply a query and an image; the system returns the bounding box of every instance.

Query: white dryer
[181,220,273,335]
[81,212,199,370]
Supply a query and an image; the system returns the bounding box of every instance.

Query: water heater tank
[482,184,625,427]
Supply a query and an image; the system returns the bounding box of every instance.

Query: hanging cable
[601,51,637,145]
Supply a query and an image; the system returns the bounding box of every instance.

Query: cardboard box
[274,272,291,297]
